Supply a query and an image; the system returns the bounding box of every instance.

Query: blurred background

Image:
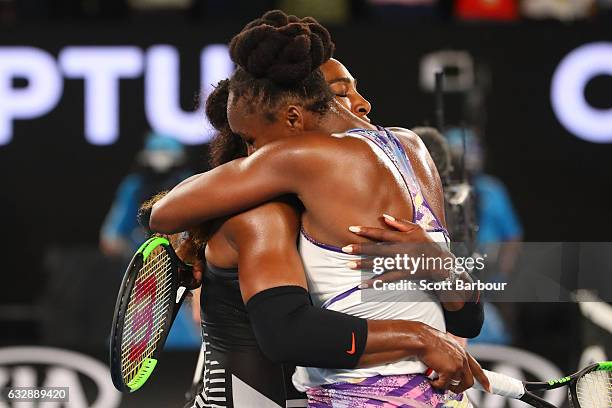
[1,0,611,406]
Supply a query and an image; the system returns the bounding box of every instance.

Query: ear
[284,105,304,131]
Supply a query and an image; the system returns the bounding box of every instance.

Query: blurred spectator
[100,131,191,259]
[455,0,519,20]
[100,131,200,349]
[446,127,523,345]
[278,0,351,24]
[447,127,523,255]
[521,0,595,20]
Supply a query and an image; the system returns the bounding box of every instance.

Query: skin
[320,58,372,123]
[155,62,489,392]
[152,101,443,249]
[321,58,476,310]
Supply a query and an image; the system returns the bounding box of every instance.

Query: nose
[353,93,371,118]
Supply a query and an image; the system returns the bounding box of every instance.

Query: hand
[343,214,435,249]
[173,233,203,289]
[418,326,472,393]
[342,214,452,287]
[190,287,202,326]
[418,326,490,394]
[466,352,491,394]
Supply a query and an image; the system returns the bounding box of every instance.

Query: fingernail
[382,214,395,222]
[347,261,358,269]
[358,282,369,289]
[341,245,353,253]
[348,226,361,233]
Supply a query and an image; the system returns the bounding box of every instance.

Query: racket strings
[122,250,172,355]
[121,254,173,381]
[120,246,174,384]
[123,258,173,345]
[575,369,612,408]
[122,250,170,348]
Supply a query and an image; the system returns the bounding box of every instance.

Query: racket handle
[474,369,525,399]
[425,367,525,399]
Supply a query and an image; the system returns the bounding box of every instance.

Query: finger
[452,358,474,395]
[430,373,454,390]
[467,353,491,392]
[382,214,420,232]
[342,242,413,256]
[347,258,370,270]
[360,270,420,289]
[346,226,406,243]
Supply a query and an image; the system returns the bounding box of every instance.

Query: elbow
[254,331,288,363]
[149,201,176,234]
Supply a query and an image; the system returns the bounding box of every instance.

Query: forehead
[226,91,269,134]
[226,91,249,132]
[321,59,354,82]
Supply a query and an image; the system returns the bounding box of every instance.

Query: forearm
[357,319,427,367]
[246,286,430,369]
[150,159,290,234]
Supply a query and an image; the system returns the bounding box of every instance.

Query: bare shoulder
[251,131,344,165]
[386,127,428,153]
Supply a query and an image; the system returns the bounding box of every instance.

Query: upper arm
[150,138,316,233]
[226,199,307,303]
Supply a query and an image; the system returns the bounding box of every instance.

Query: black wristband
[443,300,484,338]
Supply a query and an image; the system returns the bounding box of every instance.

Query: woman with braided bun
[154,10,486,407]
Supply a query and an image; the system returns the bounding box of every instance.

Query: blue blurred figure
[100,131,200,349]
[447,127,523,345]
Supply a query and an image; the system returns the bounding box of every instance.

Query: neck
[318,100,377,134]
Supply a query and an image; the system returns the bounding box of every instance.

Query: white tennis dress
[292,127,451,392]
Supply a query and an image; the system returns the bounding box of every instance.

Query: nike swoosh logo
[346,332,356,355]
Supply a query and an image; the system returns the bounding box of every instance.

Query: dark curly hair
[206,79,247,167]
[228,10,335,121]
[136,80,245,250]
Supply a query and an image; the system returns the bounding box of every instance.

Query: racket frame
[109,236,191,393]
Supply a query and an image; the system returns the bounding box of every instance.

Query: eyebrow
[327,77,353,85]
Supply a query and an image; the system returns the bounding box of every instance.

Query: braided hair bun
[229,10,334,86]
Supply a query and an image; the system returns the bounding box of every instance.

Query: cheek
[334,96,352,111]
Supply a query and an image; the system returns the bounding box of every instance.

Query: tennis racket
[110,235,196,393]
[473,361,612,408]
